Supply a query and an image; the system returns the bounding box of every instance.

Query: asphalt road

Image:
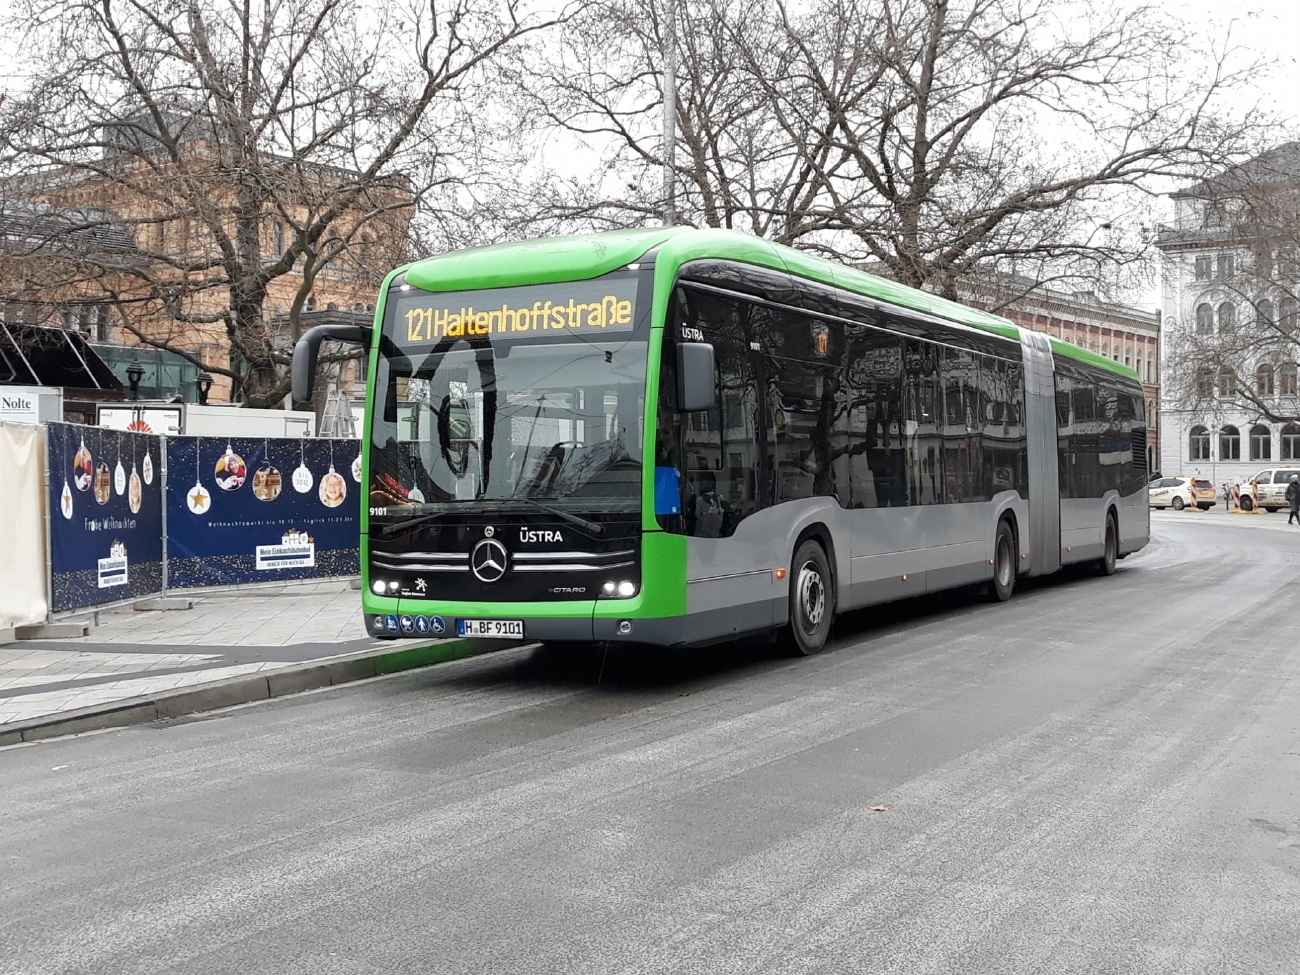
[3,513,1299,974]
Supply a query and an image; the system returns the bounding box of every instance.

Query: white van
[1244,466,1300,512]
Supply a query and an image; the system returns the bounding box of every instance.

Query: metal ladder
[318,385,356,438]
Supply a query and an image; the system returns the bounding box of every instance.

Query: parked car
[1148,475,1217,510]
[1241,466,1300,512]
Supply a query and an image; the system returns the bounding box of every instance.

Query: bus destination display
[392,275,638,346]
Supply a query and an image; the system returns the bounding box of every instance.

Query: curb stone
[0,636,516,747]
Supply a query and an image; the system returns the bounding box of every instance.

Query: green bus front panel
[360,530,687,644]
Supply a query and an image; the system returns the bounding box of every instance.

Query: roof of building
[1173,142,1300,199]
[0,198,136,254]
[397,227,1140,382]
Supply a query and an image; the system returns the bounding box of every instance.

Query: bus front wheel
[786,540,833,656]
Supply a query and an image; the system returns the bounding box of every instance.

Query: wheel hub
[797,561,825,630]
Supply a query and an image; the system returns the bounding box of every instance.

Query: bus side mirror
[676,342,716,413]
[291,324,371,406]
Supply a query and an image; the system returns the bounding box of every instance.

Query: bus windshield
[368,274,647,516]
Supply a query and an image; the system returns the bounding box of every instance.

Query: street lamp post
[661,0,677,227]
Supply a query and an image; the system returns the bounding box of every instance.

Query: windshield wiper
[498,497,604,536]
[374,509,453,539]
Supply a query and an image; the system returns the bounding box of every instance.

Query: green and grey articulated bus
[292,228,1148,655]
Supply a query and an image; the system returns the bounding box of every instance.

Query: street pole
[661,0,677,227]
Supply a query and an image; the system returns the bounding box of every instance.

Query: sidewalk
[0,579,385,727]
[1151,505,1300,532]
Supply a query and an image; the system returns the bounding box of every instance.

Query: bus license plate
[458,619,524,639]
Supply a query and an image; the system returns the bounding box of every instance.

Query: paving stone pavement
[0,579,384,727]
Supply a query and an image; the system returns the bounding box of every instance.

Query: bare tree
[512,0,1269,303]
[0,0,580,407]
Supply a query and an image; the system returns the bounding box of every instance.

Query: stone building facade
[1154,142,1300,486]
[1,121,410,411]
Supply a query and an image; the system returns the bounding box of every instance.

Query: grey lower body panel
[601,600,785,647]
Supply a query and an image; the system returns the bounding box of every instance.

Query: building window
[1218,366,1236,395]
[1195,367,1214,398]
[1258,299,1275,327]
[1148,358,1155,383]
[1124,350,1131,367]
[1282,297,1298,332]
[1281,362,1298,396]
[1250,424,1272,461]
[1220,425,1241,460]
[1218,302,1236,334]
[1257,362,1275,396]
[1190,425,1211,461]
[1196,303,1214,335]
[274,221,285,256]
[1194,255,1212,280]
[1282,423,1300,460]
[1217,254,1234,278]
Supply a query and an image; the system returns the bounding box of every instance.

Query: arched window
[1196,303,1214,335]
[1250,424,1272,461]
[1147,358,1155,383]
[1219,302,1236,334]
[1195,367,1214,398]
[1218,366,1236,394]
[1282,297,1298,332]
[1281,362,1298,396]
[1256,362,1275,396]
[1258,299,1275,327]
[1189,425,1211,461]
[1101,342,1109,358]
[1282,423,1300,460]
[1220,424,1241,460]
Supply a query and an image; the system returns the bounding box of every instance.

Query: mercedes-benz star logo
[470,538,508,583]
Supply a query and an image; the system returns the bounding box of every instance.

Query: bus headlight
[601,580,638,599]
[387,581,400,593]
[372,580,387,595]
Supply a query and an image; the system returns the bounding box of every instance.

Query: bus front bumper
[361,602,682,645]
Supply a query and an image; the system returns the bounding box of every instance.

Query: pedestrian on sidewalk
[1287,474,1300,525]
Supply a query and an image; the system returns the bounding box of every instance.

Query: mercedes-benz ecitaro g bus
[292,228,1148,656]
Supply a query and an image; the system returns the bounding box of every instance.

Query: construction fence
[8,421,361,626]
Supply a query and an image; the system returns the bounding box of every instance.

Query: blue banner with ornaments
[164,436,361,588]
[46,422,165,611]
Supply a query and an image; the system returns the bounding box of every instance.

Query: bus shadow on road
[430,566,1109,696]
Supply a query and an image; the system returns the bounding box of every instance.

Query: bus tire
[988,520,1016,602]
[786,540,833,656]
[1171,497,1185,510]
[1098,512,1118,576]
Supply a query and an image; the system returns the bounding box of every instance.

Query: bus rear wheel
[1098,513,1118,576]
[786,540,833,656]
[988,520,1016,602]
